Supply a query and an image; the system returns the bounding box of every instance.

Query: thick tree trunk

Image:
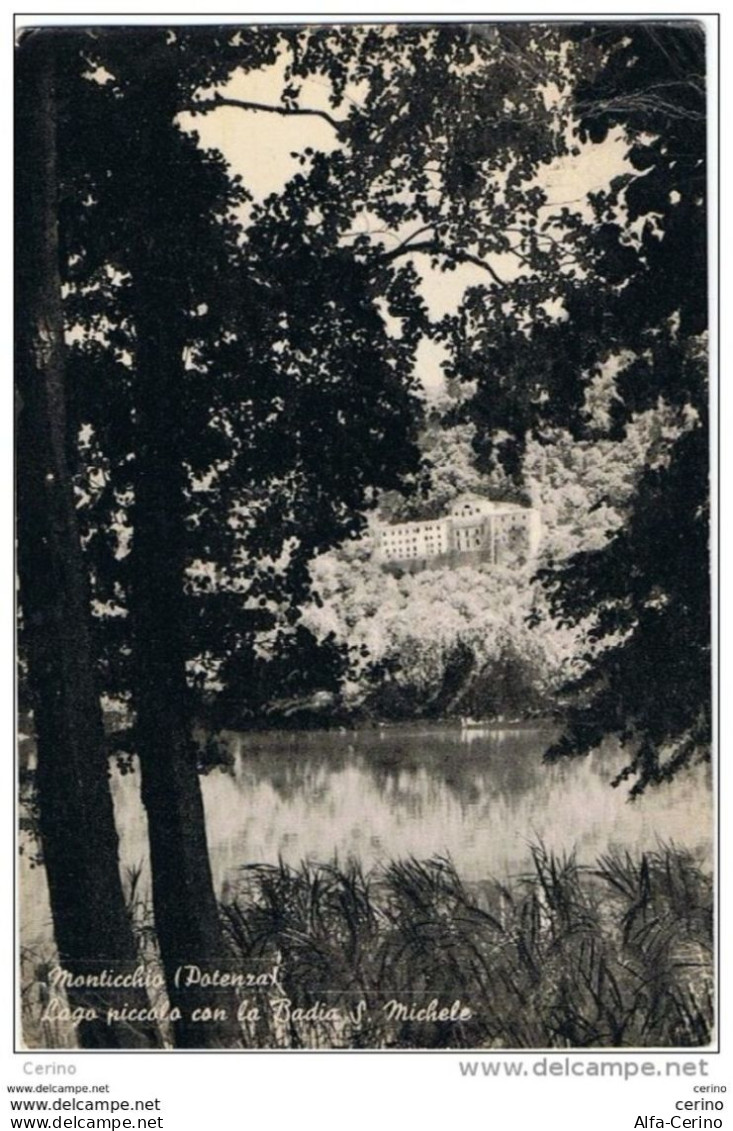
[15,32,159,1049]
[129,308,241,1049]
[126,112,240,1049]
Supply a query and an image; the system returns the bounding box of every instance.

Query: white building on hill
[375,494,541,572]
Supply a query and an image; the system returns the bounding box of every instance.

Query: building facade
[375,495,541,572]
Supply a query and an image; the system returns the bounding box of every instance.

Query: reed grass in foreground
[221,844,713,1048]
[22,845,713,1049]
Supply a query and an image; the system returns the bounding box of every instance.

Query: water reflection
[20,724,712,950]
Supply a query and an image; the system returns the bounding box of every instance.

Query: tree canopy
[36,22,711,786]
[537,25,709,794]
[56,24,586,712]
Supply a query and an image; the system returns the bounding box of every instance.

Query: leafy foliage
[538,27,710,791]
[442,24,710,791]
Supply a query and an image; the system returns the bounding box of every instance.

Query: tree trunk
[126,111,241,1049]
[15,31,160,1050]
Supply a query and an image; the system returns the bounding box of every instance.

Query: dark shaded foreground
[22,846,712,1050]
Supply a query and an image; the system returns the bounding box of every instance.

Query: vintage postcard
[15,17,714,1055]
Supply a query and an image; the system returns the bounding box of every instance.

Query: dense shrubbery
[291,412,678,725]
[220,846,712,1049]
[303,554,559,720]
[23,846,713,1049]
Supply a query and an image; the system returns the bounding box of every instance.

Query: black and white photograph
[15,17,714,1053]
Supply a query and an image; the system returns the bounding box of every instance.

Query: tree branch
[377,239,506,285]
[340,222,434,248]
[575,83,706,122]
[188,91,345,136]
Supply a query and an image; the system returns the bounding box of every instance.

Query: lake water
[20,723,713,951]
